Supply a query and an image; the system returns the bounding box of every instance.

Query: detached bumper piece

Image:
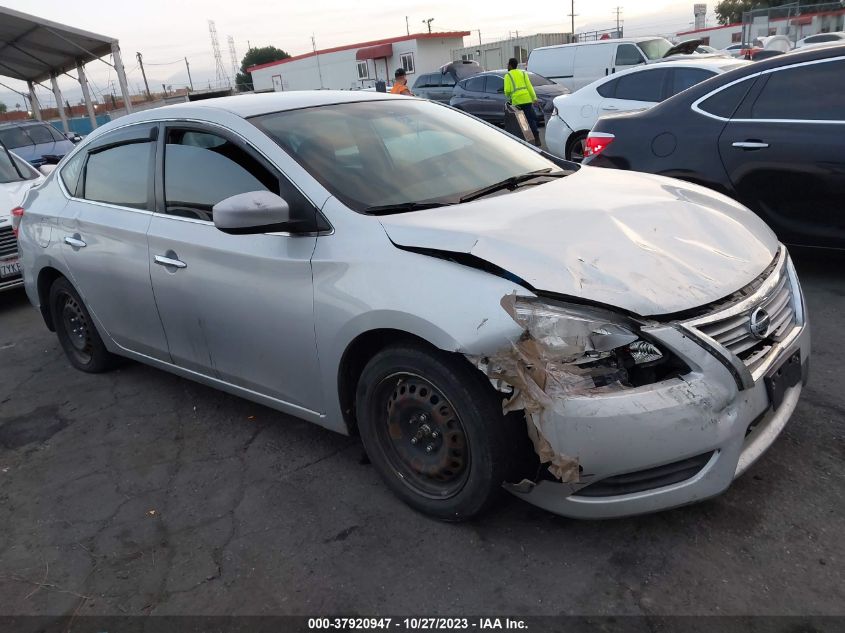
[573,451,716,498]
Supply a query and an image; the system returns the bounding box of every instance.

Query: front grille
[686,254,797,375]
[572,451,715,498]
[0,226,17,259]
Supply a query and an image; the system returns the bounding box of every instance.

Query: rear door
[59,122,170,360]
[146,123,324,411]
[436,72,457,103]
[718,57,845,247]
[483,74,506,122]
[461,76,488,118]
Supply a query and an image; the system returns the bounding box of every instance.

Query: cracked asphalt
[0,250,842,618]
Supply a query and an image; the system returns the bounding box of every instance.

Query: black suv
[412,60,482,103]
[584,44,845,249]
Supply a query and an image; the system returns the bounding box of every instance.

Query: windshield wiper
[459,168,566,203]
[364,201,455,215]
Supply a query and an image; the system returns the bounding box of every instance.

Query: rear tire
[566,131,588,162]
[356,343,514,521]
[49,277,118,373]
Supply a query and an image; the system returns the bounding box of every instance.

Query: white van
[527,37,700,92]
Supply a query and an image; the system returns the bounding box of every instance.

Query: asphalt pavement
[0,250,842,617]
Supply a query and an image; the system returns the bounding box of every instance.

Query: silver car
[17,92,809,521]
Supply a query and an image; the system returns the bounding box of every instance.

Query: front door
[59,122,170,360]
[146,124,323,413]
[718,58,845,247]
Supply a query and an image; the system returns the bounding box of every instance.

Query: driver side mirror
[212,191,291,235]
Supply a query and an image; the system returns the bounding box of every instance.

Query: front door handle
[732,141,769,149]
[63,236,86,248]
[602,105,619,111]
[154,255,187,269]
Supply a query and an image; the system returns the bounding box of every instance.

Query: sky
[0,0,716,110]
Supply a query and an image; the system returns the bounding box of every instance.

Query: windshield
[638,38,674,60]
[0,126,34,149]
[252,99,563,212]
[527,72,554,86]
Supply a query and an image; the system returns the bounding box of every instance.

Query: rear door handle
[63,236,86,248]
[154,255,187,269]
[732,141,769,149]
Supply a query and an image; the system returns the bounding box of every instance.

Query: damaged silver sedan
[18,91,809,521]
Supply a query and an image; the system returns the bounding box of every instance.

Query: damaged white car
[18,92,809,521]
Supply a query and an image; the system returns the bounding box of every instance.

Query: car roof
[111,90,406,123]
[533,36,667,52]
[0,120,46,129]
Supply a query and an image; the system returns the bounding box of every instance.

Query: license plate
[765,350,802,410]
[0,259,20,278]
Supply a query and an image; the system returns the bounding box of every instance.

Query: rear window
[485,75,504,93]
[669,68,715,97]
[613,68,668,102]
[0,127,33,149]
[0,147,23,183]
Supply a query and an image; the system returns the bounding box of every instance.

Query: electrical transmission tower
[227,35,239,83]
[208,20,229,86]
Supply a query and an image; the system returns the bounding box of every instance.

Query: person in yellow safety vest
[503,57,540,146]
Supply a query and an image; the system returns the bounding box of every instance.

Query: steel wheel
[374,373,471,499]
[58,291,94,365]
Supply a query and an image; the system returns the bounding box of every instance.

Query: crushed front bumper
[504,248,810,519]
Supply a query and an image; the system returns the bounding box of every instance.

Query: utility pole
[568,0,577,39]
[406,16,410,36]
[136,51,151,99]
[613,6,623,37]
[184,57,194,91]
[477,29,482,47]
[423,18,434,33]
[311,35,324,89]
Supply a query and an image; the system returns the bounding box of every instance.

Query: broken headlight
[502,296,671,393]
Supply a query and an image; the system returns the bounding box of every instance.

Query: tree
[0,102,6,113]
[235,46,290,92]
[714,0,794,26]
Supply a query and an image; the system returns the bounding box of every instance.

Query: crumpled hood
[378,166,778,316]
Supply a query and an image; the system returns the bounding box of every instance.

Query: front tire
[49,277,118,373]
[356,343,514,521]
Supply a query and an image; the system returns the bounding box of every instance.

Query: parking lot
[0,249,842,617]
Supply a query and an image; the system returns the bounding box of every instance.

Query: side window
[615,44,645,66]
[441,73,456,87]
[613,69,667,102]
[596,77,618,98]
[414,73,431,88]
[698,78,755,118]
[751,61,845,120]
[59,151,86,196]
[83,142,152,209]
[485,75,505,94]
[668,68,715,98]
[465,76,485,92]
[164,130,279,221]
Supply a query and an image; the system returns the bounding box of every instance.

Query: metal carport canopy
[0,6,133,130]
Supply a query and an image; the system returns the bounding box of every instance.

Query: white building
[248,31,469,92]
[675,6,845,49]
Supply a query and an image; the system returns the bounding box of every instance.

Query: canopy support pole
[111,42,133,113]
[27,80,42,120]
[77,61,97,129]
[50,72,70,133]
